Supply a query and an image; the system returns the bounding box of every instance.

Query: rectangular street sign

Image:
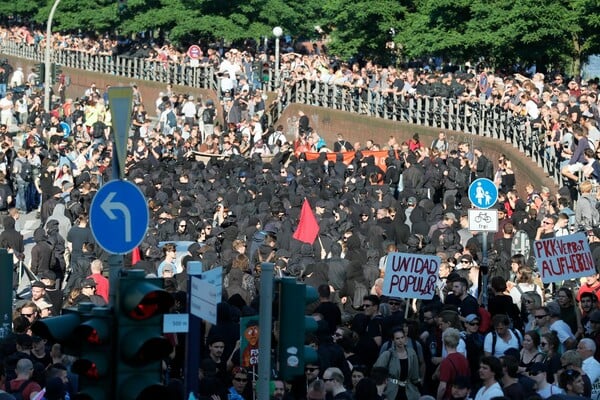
[190,276,218,324]
[163,313,189,333]
[468,209,499,232]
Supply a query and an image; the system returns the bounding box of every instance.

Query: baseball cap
[465,314,480,323]
[39,271,56,281]
[31,281,46,289]
[407,197,417,206]
[80,278,96,288]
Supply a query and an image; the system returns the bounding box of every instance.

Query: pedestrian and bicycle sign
[90,180,149,254]
[468,178,498,209]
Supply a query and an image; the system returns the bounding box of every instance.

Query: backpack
[166,110,177,128]
[483,158,494,180]
[18,159,33,182]
[477,306,492,334]
[511,230,531,260]
[450,165,467,190]
[5,379,32,400]
[92,121,105,139]
[579,196,600,230]
[248,230,267,262]
[202,108,214,124]
[0,184,9,210]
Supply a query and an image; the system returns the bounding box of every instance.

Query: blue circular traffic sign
[468,178,498,209]
[90,180,149,254]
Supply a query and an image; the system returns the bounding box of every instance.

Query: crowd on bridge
[0,23,599,400]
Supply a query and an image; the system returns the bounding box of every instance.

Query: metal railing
[0,40,561,183]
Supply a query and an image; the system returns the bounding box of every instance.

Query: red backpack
[477,306,492,333]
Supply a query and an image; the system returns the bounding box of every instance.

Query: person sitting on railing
[561,124,590,183]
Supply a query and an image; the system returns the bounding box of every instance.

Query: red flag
[293,199,320,244]
[131,247,141,265]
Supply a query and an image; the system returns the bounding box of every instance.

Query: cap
[315,200,327,208]
[275,249,291,258]
[528,362,547,374]
[188,95,194,101]
[541,186,550,194]
[444,212,457,222]
[407,196,417,206]
[80,278,96,288]
[546,301,561,317]
[589,310,600,323]
[452,375,471,389]
[39,270,57,281]
[465,314,480,323]
[31,281,46,289]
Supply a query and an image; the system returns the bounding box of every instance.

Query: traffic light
[277,277,318,380]
[116,269,174,400]
[32,63,45,85]
[71,306,113,400]
[32,304,115,400]
[51,63,63,85]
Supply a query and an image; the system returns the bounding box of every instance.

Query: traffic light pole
[257,263,274,400]
[185,261,203,399]
[0,250,13,327]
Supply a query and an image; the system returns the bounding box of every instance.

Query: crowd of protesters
[0,24,599,400]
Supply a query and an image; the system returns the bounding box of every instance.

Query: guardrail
[0,40,560,184]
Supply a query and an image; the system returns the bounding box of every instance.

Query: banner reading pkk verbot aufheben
[382,252,440,299]
[533,232,595,284]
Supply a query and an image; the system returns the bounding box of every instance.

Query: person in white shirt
[474,356,504,400]
[545,302,577,350]
[527,362,564,398]
[483,314,523,357]
[577,338,600,386]
[180,95,197,126]
[0,92,13,126]
[10,66,24,87]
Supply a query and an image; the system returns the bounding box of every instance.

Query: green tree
[323,0,408,63]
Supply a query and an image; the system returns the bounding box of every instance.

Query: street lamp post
[44,0,62,112]
[272,26,283,86]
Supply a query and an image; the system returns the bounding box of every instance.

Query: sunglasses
[305,367,319,372]
[233,377,248,382]
[388,302,401,306]
[535,315,548,319]
[322,378,335,382]
[529,371,541,376]
[21,313,34,318]
[467,322,480,326]
[540,342,548,347]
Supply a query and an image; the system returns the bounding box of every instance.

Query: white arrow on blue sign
[468,178,498,209]
[90,180,148,254]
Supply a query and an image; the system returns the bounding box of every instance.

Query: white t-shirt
[536,384,563,398]
[548,320,575,346]
[483,329,522,357]
[474,382,504,400]
[582,356,600,385]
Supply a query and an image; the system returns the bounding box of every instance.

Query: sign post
[468,178,499,307]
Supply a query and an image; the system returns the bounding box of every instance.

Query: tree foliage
[0,0,598,74]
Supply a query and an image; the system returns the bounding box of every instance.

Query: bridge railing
[0,40,560,183]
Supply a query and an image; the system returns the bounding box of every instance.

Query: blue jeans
[15,181,27,211]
